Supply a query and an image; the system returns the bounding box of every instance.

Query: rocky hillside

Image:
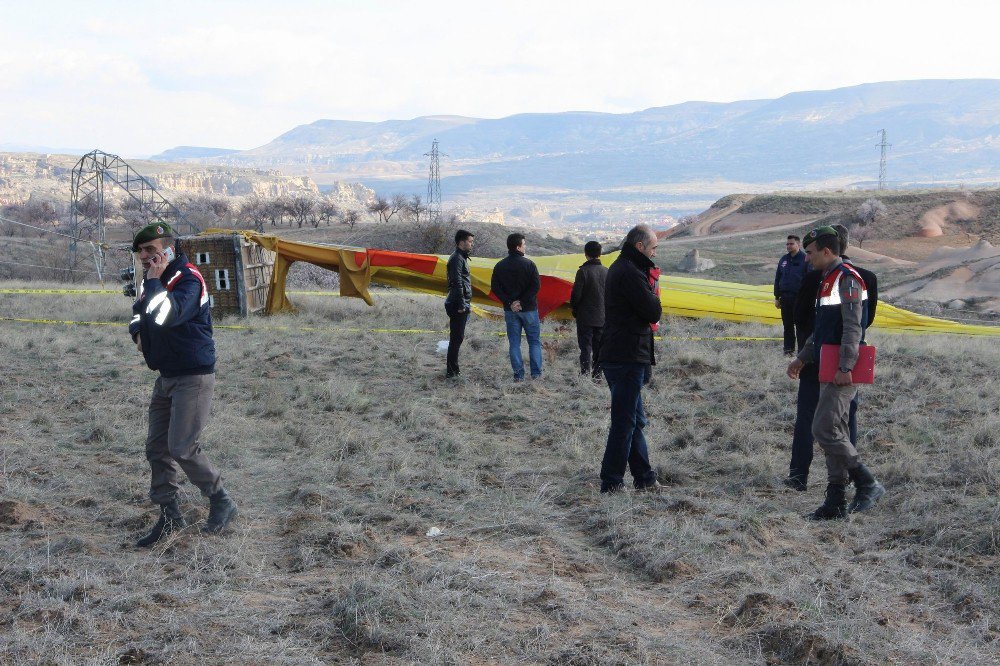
[662,188,1000,318]
[672,189,1000,247]
[0,152,330,206]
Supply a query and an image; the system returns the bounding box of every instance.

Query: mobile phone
[162,246,176,262]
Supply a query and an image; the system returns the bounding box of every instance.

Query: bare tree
[239,195,270,232]
[385,193,407,224]
[412,211,462,253]
[317,198,340,226]
[265,197,288,227]
[856,198,887,226]
[849,224,874,248]
[406,194,428,223]
[119,197,158,234]
[1,200,61,234]
[178,195,231,230]
[283,194,316,229]
[340,209,361,230]
[205,196,231,222]
[367,196,390,223]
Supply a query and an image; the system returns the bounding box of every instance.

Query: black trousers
[576,324,603,375]
[445,303,469,374]
[779,295,797,353]
[790,368,859,479]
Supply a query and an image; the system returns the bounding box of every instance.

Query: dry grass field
[1,284,998,664]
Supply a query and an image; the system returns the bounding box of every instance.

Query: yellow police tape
[0,316,781,341]
[0,288,117,294]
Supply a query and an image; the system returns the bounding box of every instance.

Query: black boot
[136,500,186,547]
[847,464,885,514]
[806,483,847,521]
[203,488,238,534]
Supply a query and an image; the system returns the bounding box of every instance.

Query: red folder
[819,344,876,384]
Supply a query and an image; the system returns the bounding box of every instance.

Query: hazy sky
[2,0,998,156]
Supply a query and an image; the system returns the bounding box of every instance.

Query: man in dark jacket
[444,229,475,378]
[774,235,810,355]
[129,223,238,547]
[570,241,608,378]
[490,233,542,381]
[785,225,878,491]
[597,225,662,493]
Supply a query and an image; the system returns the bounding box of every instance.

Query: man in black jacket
[491,233,543,381]
[570,241,608,378]
[597,225,662,493]
[785,225,878,491]
[774,235,810,355]
[444,229,474,378]
[129,223,238,547]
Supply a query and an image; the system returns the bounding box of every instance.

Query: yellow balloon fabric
[240,232,999,337]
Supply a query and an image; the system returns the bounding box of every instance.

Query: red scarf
[648,267,661,332]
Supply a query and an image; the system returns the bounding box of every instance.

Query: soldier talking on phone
[128,223,238,547]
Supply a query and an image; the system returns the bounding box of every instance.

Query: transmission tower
[424,139,446,222]
[69,149,199,274]
[876,129,891,191]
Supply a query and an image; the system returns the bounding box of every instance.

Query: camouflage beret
[132,222,174,251]
[802,225,838,247]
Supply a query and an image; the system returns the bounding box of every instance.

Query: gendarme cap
[132,222,174,251]
[802,225,838,248]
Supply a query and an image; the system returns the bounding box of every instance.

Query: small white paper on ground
[426,526,443,538]
[435,340,449,354]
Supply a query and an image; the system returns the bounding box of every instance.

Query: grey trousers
[146,373,223,504]
[812,382,861,484]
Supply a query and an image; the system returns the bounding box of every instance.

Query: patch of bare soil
[0,500,44,530]
[916,201,981,238]
[739,623,864,665]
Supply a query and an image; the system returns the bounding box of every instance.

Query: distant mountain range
[152,79,1000,194]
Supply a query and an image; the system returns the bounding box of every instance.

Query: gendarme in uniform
[129,222,238,546]
[792,226,885,520]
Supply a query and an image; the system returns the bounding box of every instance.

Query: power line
[0,236,60,249]
[0,215,97,245]
[0,259,98,274]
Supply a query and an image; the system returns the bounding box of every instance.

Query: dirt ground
[1,286,998,664]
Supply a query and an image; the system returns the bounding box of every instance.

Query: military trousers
[811,381,861,484]
[145,373,223,504]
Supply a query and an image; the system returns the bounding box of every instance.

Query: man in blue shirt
[774,235,810,355]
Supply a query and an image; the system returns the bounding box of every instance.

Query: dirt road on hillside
[665,218,819,245]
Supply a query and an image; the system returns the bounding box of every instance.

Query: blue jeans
[504,310,542,380]
[600,362,656,491]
